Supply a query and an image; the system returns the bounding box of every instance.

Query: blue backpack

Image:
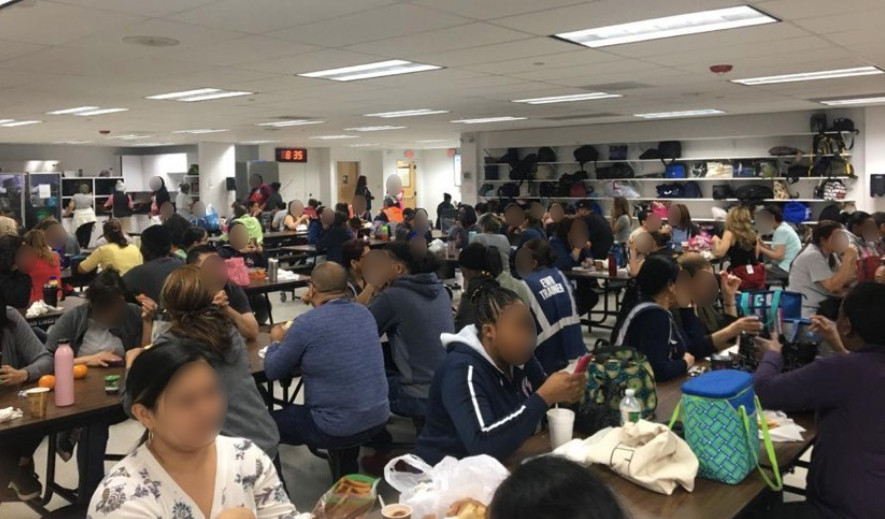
[683,181,702,198]
[783,202,811,225]
[665,163,687,178]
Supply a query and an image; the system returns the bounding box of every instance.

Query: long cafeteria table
[241,272,311,325]
[565,268,630,330]
[23,296,89,328]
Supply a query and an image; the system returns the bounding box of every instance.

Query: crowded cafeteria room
[0,1,884,518]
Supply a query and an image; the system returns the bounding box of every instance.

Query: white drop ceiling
[0,0,883,148]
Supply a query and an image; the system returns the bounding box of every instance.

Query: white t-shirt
[79,320,125,358]
[89,435,297,519]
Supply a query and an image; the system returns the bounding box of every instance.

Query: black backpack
[597,163,635,180]
[810,113,828,133]
[499,148,520,166]
[538,146,557,163]
[539,182,557,197]
[658,141,682,165]
[656,183,685,198]
[574,145,599,167]
[639,148,660,160]
[683,181,702,198]
[831,117,854,133]
[712,185,733,200]
[498,183,520,198]
[819,203,842,222]
[510,154,538,181]
[733,184,773,204]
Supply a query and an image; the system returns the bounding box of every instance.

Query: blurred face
[645,214,662,232]
[413,210,430,234]
[483,302,537,367]
[249,175,261,189]
[352,195,367,215]
[199,255,227,294]
[529,202,545,221]
[136,361,226,451]
[505,206,525,228]
[15,243,37,274]
[549,204,564,224]
[350,245,370,274]
[755,211,774,236]
[634,231,654,254]
[386,174,402,196]
[160,202,174,220]
[320,209,335,227]
[861,218,879,243]
[362,250,393,287]
[828,230,850,254]
[568,218,589,250]
[91,296,129,329]
[229,225,249,250]
[149,177,162,191]
[515,248,536,278]
[694,270,720,307]
[44,223,67,249]
[192,201,207,218]
[667,206,682,228]
[289,200,304,217]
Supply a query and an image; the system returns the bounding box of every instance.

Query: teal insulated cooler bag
[669,370,782,489]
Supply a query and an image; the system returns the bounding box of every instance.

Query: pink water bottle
[54,338,75,407]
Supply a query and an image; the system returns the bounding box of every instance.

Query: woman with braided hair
[416,283,586,465]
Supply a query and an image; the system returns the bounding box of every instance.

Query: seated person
[0,295,53,500]
[456,243,504,331]
[756,204,802,284]
[283,201,310,231]
[78,220,143,276]
[23,229,62,305]
[92,343,295,518]
[368,242,454,418]
[449,205,478,250]
[789,221,857,318]
[265,263,389,475]
[122,225,183,304]
[576,200,614,260]
[416,285,584,465]
[317,210,353,265]
[548,217,592,272]
[0,235,34,309]
[754,283,885,519]
[46,269,154,498]
[610,256,713,382]
[180,225,209,252]
[217,221,270,323]
[677,255,763,350]
[37,217,81,261]
[341,239,370,301]
[308,206,327,244]
[187,245,259,341]
[474,214,511,268]
[271,201,288,230]
[844,211,880,258]
[374,196,404,224]
[160,202,192,260]
[227,203,264,245]
[515,239,585,373]
[489,457,626,519]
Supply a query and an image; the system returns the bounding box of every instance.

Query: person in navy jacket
[516,239,586,373]
[416,284,586,465]
[548,216,593,272]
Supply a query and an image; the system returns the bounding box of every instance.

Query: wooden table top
[241,273,311,294]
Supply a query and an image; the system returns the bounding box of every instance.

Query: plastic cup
[547,408,575,450]
[26,387,50,418]
[382,504,413,519]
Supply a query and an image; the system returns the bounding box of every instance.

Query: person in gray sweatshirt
[369,241,454,418]
[0,302,54,500]
[122,265,279,462]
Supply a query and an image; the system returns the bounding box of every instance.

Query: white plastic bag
[384,455,510,519]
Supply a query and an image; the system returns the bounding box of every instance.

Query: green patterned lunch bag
[574,347,657,435]
[669,370,782,489]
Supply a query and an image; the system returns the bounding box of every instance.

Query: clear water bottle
[619,389,641,426]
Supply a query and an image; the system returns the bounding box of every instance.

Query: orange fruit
[38,375,55,390]
[73,365,88,380]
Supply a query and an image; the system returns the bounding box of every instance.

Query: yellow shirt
[79,243,143,275]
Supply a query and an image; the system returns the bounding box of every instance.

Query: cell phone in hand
[573,354,594,374]
[106,359,125,368]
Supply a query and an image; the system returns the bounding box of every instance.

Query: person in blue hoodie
[317,209,353,265]
[515,239,586,373]
[369,241,454,419]
[549,216,593,272]
[416,284,586,465]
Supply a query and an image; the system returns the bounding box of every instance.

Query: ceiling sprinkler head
[710,64,734,75]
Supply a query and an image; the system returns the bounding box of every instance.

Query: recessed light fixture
[634,109,726,119]
[451,117,528,124]
[256,120,324,128]
[0,119,14,125]
[309,135,358,140]
[732,66,884,86]
[147,88,253,102]
[299,60,442,82]
[1,120,41,127]
[53,140,94,145]
[75,108,129,116]
[364,109,449,118]
[555,6,778,48]
[512,92,622,104]
[172,129,229,134]
[819,96,885,106]
[48,106,129,116]
[0,0,26,9]
[241,140,280,145]
[106,134,154,140]
[349,143,380,147]
[344,126,407,132]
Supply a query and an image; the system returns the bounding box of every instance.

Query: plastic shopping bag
[311,475,379,519]
[384,454,509,519]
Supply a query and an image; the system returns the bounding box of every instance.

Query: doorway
[337,161,359,203]
[396,160,416,209]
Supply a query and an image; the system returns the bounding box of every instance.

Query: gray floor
[3,289,808,517]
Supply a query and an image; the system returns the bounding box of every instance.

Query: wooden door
[396,160,416,209]
[337,161,359,203]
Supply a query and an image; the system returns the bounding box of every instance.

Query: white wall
[121,153,188,192]
[862,106,885,213]
[0,143,124,174]
[198,142,235,214]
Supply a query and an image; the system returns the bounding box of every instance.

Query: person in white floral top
[88,342,296,519]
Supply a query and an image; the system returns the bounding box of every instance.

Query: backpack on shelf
[509,155,538,181]
[604,181,641,199]
[609,145,628,161]
[713,185,733,200]
[574,145,600,168]
[733,161,756,178]
[658,141,682,165]
[810,113,828,133]
[665,163,687,179]
[656,183,685,198]
[706,162,734,179]
[819,203,843,223]
[570,181,589,198]
[639,148,660,160]
[479,183,496,197]
[733,184,774,204]
[786,164,810,183]
[815,178,847,201]
[538,146,557,163]
[783,202,811,225]
[483,163,500,181]
[773,180,794,200]
[497,183,520,198]
[498,148,520,166]
[831,117,855,133]
[535,164,557,180]
[683,181,702,198]
[769,146,804,157]
[539,182,557,198]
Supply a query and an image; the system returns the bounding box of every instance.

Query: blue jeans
[387,375,428,418]
[273,405,383,450]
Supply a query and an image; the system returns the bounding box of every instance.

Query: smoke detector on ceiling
[122,36,181,48]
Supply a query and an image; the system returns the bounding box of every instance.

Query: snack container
[104,375,121,394]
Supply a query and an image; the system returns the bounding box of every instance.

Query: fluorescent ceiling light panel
[820,96,885,106]
[1,120,41,127]
[299,60,442,82]
[310,135,358,140]
[451,117,527,124]
[349,143,380,147]
[732,66,884,86]
[75,108,129,116]
[364,109,449,118]
[147,88,252,102]
[344,126,407,132]
[256,120,324,127]
[241,140,280,144]
[556,6,778,48]
[172,129,229,134]
[47,106,99,115]
[0,119,13,125]
[0,0,26,8]
[635,109,725,119]
[512,92,622,104]
[53,140,94,145]
[106,134,153,140]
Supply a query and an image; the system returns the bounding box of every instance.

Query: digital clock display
[275,148,307,163]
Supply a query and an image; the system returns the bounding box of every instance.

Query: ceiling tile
[51,0,217,18]
[411,0,590,20]
[63,19,246,58]
[461,48,620,75]
[347,23,531,59]
[266,3,472,47]
[0,2,145,46]
[240,48,389,75]
[751,0,884,21]
[414,37,577,67]
[0,39,49,64]
[168,0,395,34]
[792,8,885,34]
[170,36,321,67]
[642,36,834,67]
